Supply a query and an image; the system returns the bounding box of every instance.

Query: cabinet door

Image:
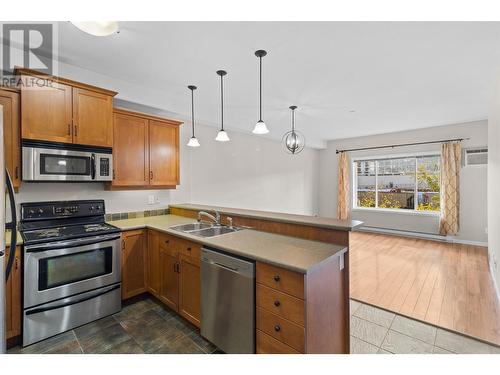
[72,87,113,147]
[122,230,147,300]
[146,230,161,296]
[5,246,21,339]
[149,120,180,186]
[112,113,149,186]
[21,78,73,143]
[178,253,201,327]
[0,90,21,188]
[159,240,179,311]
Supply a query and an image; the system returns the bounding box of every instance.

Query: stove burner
[84,224,112,233]
[33,228,63,238]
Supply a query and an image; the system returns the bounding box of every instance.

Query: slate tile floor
[8,296,500,354]
[8,296,218,354]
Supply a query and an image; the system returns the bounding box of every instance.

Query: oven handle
[25,234,121,253]
[25,284,121,315]
[91,153,96,180]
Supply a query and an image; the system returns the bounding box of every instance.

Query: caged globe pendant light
[282,106,305,154]
[215,70,230,142]
[252,50,269,135]
[187,85,200,147]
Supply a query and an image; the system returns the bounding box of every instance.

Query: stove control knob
[38,209,44,214]
[90,206,94,211]
[29,209,35,215]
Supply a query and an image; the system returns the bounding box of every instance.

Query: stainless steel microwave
[22,141,113,182]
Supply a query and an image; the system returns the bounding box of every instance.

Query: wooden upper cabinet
[0,88,21,188]
[112,112,149,186]
[121,230,147,300]
[16,68,117,147]
[73,88,113,147]
[20,79,73,143]
[149,120,180,186]
[110,108,182,189]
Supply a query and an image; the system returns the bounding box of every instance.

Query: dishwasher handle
[209,260,240,273]
[201,247,255,278]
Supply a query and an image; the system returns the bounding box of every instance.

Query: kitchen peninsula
[111,204,362,354]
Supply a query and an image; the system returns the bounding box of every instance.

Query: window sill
[351,207,440,217]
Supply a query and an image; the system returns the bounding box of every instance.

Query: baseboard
[357,226,488,247]
[489,259,500,303]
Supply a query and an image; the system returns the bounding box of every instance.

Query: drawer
[256,284,305,326]
[256,262,304,299]
[256,330,300,354]
[256,307,305,353]
[176,237,201,260]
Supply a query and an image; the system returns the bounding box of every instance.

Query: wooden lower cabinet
[256,330,299,354]
[5,246,21,340]
[145,230,201,328]
[121,230,147,299]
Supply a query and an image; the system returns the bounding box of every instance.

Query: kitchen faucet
[197,210,221,226]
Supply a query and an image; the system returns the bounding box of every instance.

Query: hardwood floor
[349,231,500,346]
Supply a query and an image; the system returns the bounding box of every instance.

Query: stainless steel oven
[22,140,112,182]
[23,233,121,345]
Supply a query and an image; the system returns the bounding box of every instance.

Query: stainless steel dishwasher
[200,247,255,353]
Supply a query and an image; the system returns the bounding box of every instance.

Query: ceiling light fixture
[215,70,230,142]
[282,106,305,154]
[252,50,269,135]
[187,85,200,147]
[70,22,119,36]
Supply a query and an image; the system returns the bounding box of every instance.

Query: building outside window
[354,155,440,213]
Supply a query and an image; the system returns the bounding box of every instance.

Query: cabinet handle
[15,257,19,270]
[74,124,78,137]
[187,247,191,251]
[173,263,177,272]
[122,240,125,250]
[273,275,280,282]
[113,169,116,179]
[150,171,153,180]
[165,240,170,244]
[15,166,19,179]
[274,300,281,307]
[274,325,281,332]
[67,124,71,135]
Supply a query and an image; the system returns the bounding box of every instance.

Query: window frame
[351,152,441,216]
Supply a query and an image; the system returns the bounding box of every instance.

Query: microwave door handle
[91,153,96,180]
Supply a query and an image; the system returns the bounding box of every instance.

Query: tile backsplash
[106,208,170,222]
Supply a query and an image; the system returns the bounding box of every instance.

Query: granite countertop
[169,203,363,231]
[109,215,347,273]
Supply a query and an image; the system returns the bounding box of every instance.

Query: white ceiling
[55,21,500,148]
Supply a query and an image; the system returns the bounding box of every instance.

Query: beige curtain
[439,142,461,235]
[337,151,350,220]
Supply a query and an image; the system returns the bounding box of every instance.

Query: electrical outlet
[147,195,155,205]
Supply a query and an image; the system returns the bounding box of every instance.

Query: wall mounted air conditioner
[462,147,488,167]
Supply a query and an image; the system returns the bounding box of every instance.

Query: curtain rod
[335,137,470,154]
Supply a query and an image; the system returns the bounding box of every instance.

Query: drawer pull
[274,300,281,307]
[274,325,281,332]
[273,275,280,282]
[165,240,170,244]
[187,247,191,251]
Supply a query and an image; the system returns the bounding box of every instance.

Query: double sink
[169,222,242,238]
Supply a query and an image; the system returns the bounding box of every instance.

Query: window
[354,155,440,213]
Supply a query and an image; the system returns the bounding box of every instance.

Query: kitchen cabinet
[16,68,116,147]
[111,108,182,189]
[121,230,147,300]
[0,88,21,189]
[148,230,200,328]
[146,230,161,296]
[72,87,113,147]
[4,246,21,341]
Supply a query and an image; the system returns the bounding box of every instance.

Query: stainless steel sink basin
[170,222,212,232]
[169,223,242,238]
[190,226,241,237]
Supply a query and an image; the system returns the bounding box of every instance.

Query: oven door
[24,234,122,308]
[23,146,94,181]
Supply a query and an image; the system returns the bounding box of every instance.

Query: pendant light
[282,106,305,154]
[252,50,269,135]
[187,85,200,147]
[215,70,230,142]
[71,22,119,36]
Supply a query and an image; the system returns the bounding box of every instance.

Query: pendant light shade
[187,85,200,147]
[215,70,230,142]
[252,50,269,135]
[282,106,305,154]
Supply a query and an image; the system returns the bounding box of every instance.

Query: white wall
[488,79,500,294]
[188,125,320,215]
[318,120,488,244]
